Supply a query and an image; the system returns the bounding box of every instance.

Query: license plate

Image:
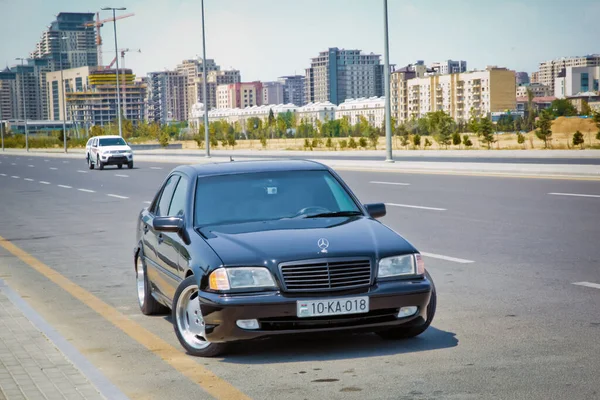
[296,296,369,318]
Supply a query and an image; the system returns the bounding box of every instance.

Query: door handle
[157,234,164,244]
[143,224,149,234]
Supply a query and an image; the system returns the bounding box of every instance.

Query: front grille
[279,258,372,292]
[258,308,398,331]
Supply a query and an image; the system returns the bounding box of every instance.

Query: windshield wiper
[303,211,363,219]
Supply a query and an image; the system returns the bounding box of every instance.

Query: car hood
[199,216,417,268]
[99,145,131,152]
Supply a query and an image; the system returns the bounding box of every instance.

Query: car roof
[176,159,329,177]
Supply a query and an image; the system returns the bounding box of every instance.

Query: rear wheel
[136,252,169,315]
[377,271,437,340]
[173,276,228,357]
[87,155,94,170]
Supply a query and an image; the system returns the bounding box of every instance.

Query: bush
[517,132,525,145]
[349,138,357,148]
[193,134,204,149]
[358,137,367,148]
[304,138,311,149]
[311,138,319,148]
[572,131,584,148]
[326,137,333,149]
[412,134,421,148]
[339,139,348,149]
[462,135,473,148]
[260,136,267,148]
[159,131,170,148]
[424,138,432,148]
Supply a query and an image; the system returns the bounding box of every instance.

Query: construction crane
[106,48,141,69]
[82,11,135,67]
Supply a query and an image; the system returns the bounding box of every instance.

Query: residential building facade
[530,71,540,83]
[296,101,337,125]
[336,97,385,128]
[515,72,530,85]
[0,68,18,120]
[305,47,384,105]
[191,103,298,132]
[278,75,305,106]
[537,54,600,93]
[216,82,263,109]
[516,82,552,98]
[146,71,186,123]
[390,67,418,122]
[262,81,284,105]
[430,60,467,75]
[9,59,52,121]
[401,66,515,122]
[554,66,600,98]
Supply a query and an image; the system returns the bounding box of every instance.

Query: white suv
[86,135,134,170]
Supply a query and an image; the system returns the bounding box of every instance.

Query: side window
[167,176,189,217]
[155,175,180,216]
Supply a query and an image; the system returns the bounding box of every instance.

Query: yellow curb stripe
[0,235,251,400]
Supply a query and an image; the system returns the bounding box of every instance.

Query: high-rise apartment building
[8,59,52,121]
[278,75,305,106]
[305,48,384,105]
[216,82,263,109]
[31,12,98,71]
[0,68,18,120]
[393,66,515,123]
[530,71,539,83]
[262,81,284,105]
[537,54,600,93]
[555,66,600,98]
[147,71,186,123]
[391,66,418,122]
[430,60,467,75]
[46,67,147,128]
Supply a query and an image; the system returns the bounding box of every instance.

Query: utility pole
[102,7,126,137]
[16,58,29,152]
[0,95,4,151]
[59,36,68,153]
[383,0,394,162]
[201,0,210,157]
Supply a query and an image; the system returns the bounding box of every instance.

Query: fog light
[236,319,259,330]
[398,306,418,318]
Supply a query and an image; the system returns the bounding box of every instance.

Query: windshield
[194,170,361,227]
[99,138,127,146]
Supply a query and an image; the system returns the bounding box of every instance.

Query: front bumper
[100,154,132,165]
[199,278,432,343]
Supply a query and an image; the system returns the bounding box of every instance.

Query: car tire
[127,161,134,169]
[97,156,104,170]
[377,271,437,340]
[136,252,169,315]
[172,276,228,357]
[118,164,123,169]
[88,155,94,170]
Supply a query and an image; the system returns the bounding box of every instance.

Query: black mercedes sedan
[134,160,436,357]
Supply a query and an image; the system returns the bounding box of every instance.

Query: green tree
[513,116,523,133]
[134,121,151,138]
[580,100,592,116]
[358,137,367,148]
[122,119,134,139]
[479,117,496,149]
[435,118,453,149]
[548,99,577,117]
[260,135,267,148]
[572,131,584,149]
[227,132,237,149]
[413,134,421,148]
[326,137,333,149]
[194,133,204,149]
[90,125,105,137]
[400,134,410,148]
[452,131,462,147]
[517,132,525,148]
[348,138,357,148]
[304,138,311,150]
[339,116,350,137]
[159,130,170,148]
[535,110,553,148]
[593,111,600,141]
[424,138,432,148]
[467,107,480,134]
[339,139,348,149]
[462,134,473,148]
[526,88,537,131]
[267,108,276,138]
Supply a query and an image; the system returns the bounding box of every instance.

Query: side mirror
[153,216,183,232]
[364,203,386,219]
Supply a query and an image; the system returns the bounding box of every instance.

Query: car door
[91,138,98,162]
[145,174,181,300]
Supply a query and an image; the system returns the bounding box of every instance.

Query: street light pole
[0,96,4,151]
[102,7,126,138]
[382,0,393,162]
[59,36,67,153]
[201,0,210,157]
[16,58,29,152]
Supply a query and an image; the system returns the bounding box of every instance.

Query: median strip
[386,203,447,211]
[420,252,475,264]
[572,281,600,290]
[548,192,600,199]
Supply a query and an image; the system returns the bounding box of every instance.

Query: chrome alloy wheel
[136,257,145,307]
[175,285,210,350]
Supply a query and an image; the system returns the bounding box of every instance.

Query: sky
[1,0,599,81]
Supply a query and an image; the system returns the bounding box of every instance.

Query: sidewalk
[0,279,119,400]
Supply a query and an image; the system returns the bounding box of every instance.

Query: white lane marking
[49,167,58,170]
[44,160,49,162]
[420,252,475,264]
[143,201,152,204]
[107,194,129,199]
[78,188,95,193]
[573,281,600,290]
[24,178,34,182]
[77,170,88,174]
[39,181,51,185]
[386,203,447,211]
[150,167,162,170]
[62,161,69,163]
[11,163,16,165]
[548,192,600,199]
[28,165,34,168]
[57,185,72,189]
[0,173,6,177]
[115,174,129,178]
[11,175,20,179]
[370,181,411,186]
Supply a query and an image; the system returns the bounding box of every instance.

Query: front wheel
[97,156,104,170]
[118,164,123,169]
[172,276,228,357]
[377,271,437,340]
[127,161,134,169]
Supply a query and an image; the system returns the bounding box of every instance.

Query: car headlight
[378,254,424,278]
[208,267,277,290]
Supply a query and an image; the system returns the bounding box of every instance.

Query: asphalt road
[0,154,599,400]
[143,151,600,165]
